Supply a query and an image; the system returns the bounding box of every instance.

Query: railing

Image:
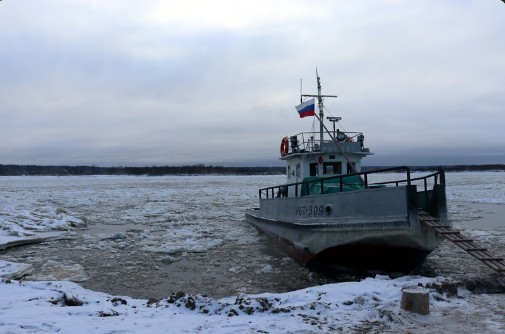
[259,166,446,199]
[288,131,365,154]
[373,167,445,210]
[373,167,445,193]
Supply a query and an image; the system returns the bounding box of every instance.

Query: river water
[1,172,504,298]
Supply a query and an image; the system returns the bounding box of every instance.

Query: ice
[139,227,224,254]
[0,181,87,248]
[1,173,505,332]
[0,260,33,279]
[444,172,505,205]
[107,232,128,240]
[29,260,89,282]
[258,264,275,273]
[0,175,275,255]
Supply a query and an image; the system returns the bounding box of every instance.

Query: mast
[300,71,363,176]
[301,70,337,148]
[316,73,324,146]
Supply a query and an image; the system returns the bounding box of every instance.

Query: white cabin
[281,127,372,197]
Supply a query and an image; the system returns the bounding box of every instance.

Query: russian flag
[295,99,315,118]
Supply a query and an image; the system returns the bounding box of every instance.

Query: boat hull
[245,184,448,273]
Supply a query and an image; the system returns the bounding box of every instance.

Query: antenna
[300,79,303,104]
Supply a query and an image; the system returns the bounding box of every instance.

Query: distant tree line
[363,164,505,172]
[0,164,285,176]
[0,164,503,176]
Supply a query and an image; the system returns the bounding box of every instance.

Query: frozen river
[1,172,505,298]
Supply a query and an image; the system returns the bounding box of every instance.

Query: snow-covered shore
[1,274,504,334]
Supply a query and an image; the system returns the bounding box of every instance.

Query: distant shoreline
[0,165,285,176]
[0,164,503,176]
[363,164,505,173]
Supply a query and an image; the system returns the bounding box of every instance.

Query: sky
[1,0,504,167]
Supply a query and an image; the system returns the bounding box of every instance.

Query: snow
[0,260,33,279]
[1,274,503,333]
[139,227,224,254]
[0,202,86,250]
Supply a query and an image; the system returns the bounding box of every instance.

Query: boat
[245,74,450,274]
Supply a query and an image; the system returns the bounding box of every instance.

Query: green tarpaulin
[300,175,365,196]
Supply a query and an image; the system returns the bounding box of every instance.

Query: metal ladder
[419,211,505,276]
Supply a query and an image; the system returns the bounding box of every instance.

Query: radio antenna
[300,79,303,103]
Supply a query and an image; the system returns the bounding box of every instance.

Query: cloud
[0,0,504,166]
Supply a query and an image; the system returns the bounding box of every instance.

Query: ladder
[419,211,505,276]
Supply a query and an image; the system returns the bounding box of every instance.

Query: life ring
[280,137,289,156]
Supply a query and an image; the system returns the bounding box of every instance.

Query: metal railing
[259,166,446,199]
[288,131,365,154]
[373,167,445,193]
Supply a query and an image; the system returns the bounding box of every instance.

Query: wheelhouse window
[323,162,342,175]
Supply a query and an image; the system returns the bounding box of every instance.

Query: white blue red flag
[295,99,315,118]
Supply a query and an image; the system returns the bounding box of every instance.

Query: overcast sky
[1,0,504,166]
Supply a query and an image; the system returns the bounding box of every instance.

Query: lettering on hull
[295,205,325,217]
